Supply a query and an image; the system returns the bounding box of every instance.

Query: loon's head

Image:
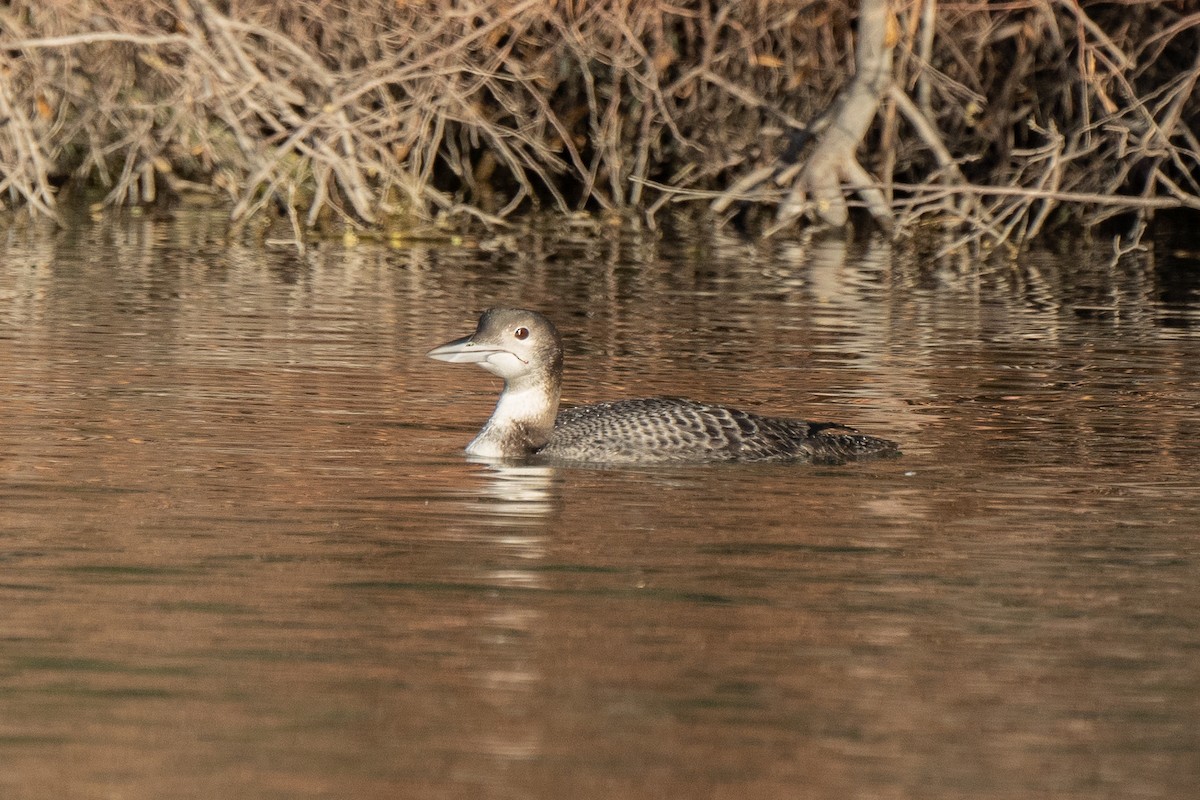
[427,308,564,387]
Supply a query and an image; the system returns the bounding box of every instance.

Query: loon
[427,308,899,465]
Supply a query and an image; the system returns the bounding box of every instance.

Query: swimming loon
[427,308,899,465]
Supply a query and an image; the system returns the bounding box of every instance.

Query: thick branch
[779,0,894,228]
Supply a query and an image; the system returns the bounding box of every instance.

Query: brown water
[1,212,1198,799]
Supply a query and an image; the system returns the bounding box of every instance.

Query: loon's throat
[467,378,560,457]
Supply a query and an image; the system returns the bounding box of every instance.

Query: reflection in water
[457,465,553,765]
[439,466,556,774]
[0,210,1198,798]
[464,462,560,523]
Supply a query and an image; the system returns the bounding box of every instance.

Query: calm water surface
[1,212,1198,799]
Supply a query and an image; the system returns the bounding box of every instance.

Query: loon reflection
[428,308,899,465]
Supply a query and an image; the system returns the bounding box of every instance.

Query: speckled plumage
[543,398,895,464]
[427,308,899,465]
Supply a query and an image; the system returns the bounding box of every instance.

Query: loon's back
[540,398,898,465]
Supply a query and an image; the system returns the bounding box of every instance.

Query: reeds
[0,0,1197,248]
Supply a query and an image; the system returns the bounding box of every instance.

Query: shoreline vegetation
[1,0,1198,251]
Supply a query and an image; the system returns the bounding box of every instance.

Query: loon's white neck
[465,379,561,458]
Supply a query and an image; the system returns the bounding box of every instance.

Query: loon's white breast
[427,308,899,465]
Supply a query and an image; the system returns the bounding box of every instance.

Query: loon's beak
[427,334,507,364]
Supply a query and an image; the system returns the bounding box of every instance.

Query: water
[1,211,1198,799]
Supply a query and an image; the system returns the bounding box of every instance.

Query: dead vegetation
[0,0,1197,249]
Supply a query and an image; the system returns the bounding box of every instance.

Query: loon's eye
[513,327,529,340]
